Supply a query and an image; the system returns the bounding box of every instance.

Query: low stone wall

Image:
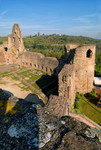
[16,52,59,74]
[70,113,101,130]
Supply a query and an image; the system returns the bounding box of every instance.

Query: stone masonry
[0,24,96,116]
[47,44,96,116]
[8,24,25,56]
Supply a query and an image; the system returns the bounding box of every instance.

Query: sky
[0,0,101,38]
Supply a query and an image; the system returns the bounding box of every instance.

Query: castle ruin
[0,24,96,116]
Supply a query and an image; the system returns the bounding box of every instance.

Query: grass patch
[17,70,31,76]
[32,83,40,90]
[11,76,19,80]
[79,98,101,125]
[0,71,12,78]
[27,75,40,82]
[75,92,101,125]
[16,69,46,82]
[15,83,31,91]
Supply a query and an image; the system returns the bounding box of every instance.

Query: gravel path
[0,77,31,99]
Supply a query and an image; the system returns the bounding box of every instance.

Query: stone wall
[65,43,79,53]
[16,52,59,74]
[46,95,67,116]
[0,45,6,64]
[58,64,75,106]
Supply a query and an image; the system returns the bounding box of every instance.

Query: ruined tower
[58,44,96,103]
[74,45,96,93]
[2,24,25,64]
[47,44,96,116]
[8,24,25,56]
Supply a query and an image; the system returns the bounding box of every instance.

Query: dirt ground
[0,77,32,99]
[0,64,18,73]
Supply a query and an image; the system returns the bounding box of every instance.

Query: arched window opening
[30,63,32,66]
[62,75,67,83]
[19,38,21,42]
[50,68,52,73]
[46,67,48,72]
[4,47,8,52]
[86,49,92,58]
[13,37,15,42]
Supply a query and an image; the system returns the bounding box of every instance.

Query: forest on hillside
[0,35,101,74]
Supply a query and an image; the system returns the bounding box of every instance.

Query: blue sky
[0,0,101,38]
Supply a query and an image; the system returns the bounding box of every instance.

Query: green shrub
[74,93,85,110]
[85,90,97,99]
[76,93,85,100]
[74,101,79,109]
[89,90,97,97]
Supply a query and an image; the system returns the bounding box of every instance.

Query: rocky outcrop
[0,90,101,150]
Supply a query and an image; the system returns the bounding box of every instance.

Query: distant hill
[1,35,101,52]
[23,34,101,53]
[0,37,7,45]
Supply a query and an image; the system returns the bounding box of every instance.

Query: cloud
[67,13,101,38]
[0,21,19,29]
[0,10,8,16]
[21,25,46,29]
[0,10,8,19]
[0,10,9,22]
[21,24,60,30]
[61,24,101,39]
[72,13,101,25]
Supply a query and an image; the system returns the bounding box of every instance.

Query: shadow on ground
[25,93,45,107]
[36,74,58,98]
